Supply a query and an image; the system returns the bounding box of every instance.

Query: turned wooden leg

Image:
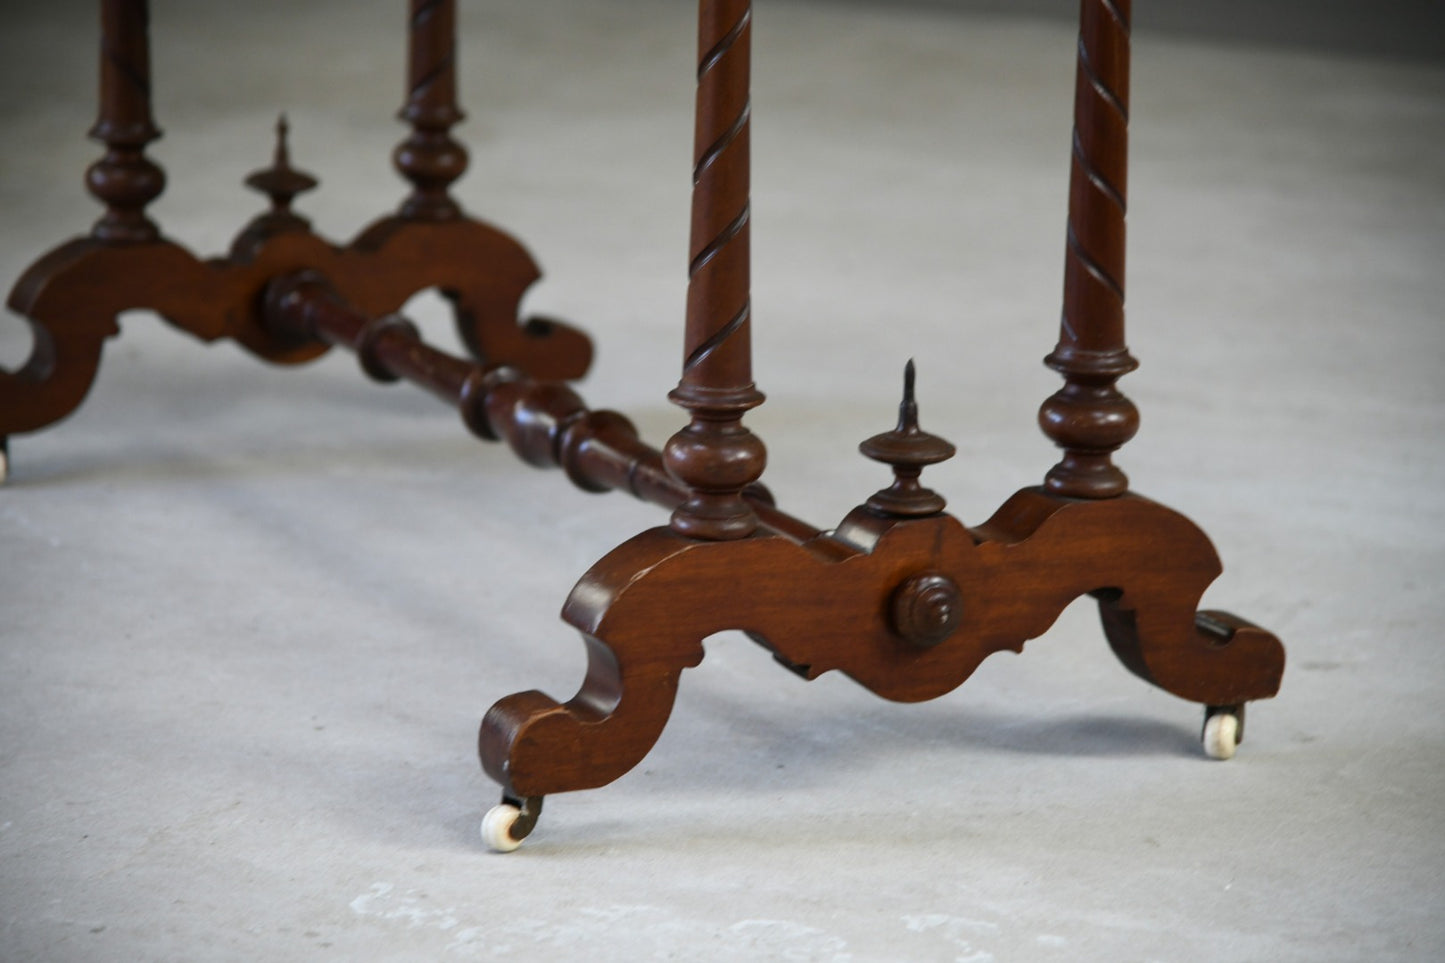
[1038,0,1138,498]
[346,0,594,378]
[477,0,766,849]
[395,0,466,221]
[89,0,166,243]
[1034,0,1284,737]
[664,0,767,541]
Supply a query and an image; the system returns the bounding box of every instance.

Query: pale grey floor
[3,1,1443,960]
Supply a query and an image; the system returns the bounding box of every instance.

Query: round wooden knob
[890,573,962,648]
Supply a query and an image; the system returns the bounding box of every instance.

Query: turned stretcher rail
[262,270,821,543]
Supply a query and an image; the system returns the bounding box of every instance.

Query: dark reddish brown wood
[481,490,1283,800]
[395,0,467,221]
[345,0,591,367]
[0,0,592,458]
[265,269,673,505]
[1038,0,1140,498]
[260,270,810,538]
[663,0,767,540]
[1,0,1284,849]
[88,0,164,243]
[1,213,590,438]
[477,0,1284,845]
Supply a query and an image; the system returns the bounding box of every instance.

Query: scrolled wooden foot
[479,625,703,801]
[441,282,593,383]
[3,241,127,440]
[2,234,316,445]
[1096,585,1285,709]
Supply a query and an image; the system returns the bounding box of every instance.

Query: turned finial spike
[275,113,291,165]
[899,358,918,432]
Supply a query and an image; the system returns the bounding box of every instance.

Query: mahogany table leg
[475,0,1283,850]
[89,0,165,244]
[480,0,772,849]
[1028,0,1283,751]
[395,0,467,222]
[663,0,767,541]
[348,0,594,377]
[1039,0,1138,498]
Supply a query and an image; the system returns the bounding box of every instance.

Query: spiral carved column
[395,0,467,220]
[663,0,767,540]
[87,0,165,243]
[1038,0,1139,498]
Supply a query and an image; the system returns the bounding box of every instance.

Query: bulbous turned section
[86,149,165,243]
[1038,355,1139,498]
[395,0,467,220]
[394,133,467,221]
[859,360,956,517]
[664,407,768,540]
[87,0,165,243]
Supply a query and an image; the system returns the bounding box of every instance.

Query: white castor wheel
[480,795,543,853]
[482,804,524,852]
[1202,706,1243,760]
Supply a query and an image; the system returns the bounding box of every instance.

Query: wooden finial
[859,360,956,516]
[1038,0,1140,498]
[243,113,318,229]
